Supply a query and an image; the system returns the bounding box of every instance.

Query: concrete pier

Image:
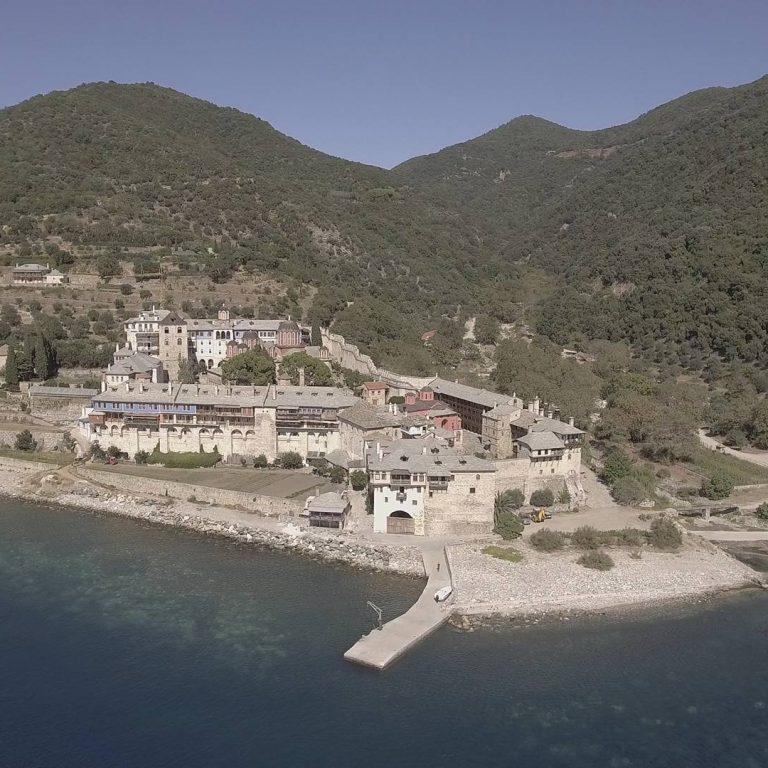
[344,543,453,670]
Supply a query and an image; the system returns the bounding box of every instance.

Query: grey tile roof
[13,263,49,272]
[368,439,495,474]
[270,386,358,410]
[107,352,162,376]
[338,402,401,430]
[307,492,349,513]
[428,377,521,410]
[527,417,584,436]
[517,431,565,451]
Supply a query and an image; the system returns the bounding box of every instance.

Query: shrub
[14,429,37,452]
[648,516,683,551]
[494,511,524,541]
[529,488,554,507]
[106,445,121,458]
[276,451,303,470]
[89,443,106,461]
[329,466,347,484]
[600,447,633,485]
[571,525,603,550]
[135,450,149,465]
[611,475,651,505]
[147,450,220,468]
[119,283,134,296]
[350,470,368,491]
[578,551,615,571]
[529,529,566,552]
[139,289,152,299]
[700,472,734,500]
[482,545,523,563]
[756,503,768,521]
[613,528,647,547]
[253,454,268,468]
[557,485,571,505]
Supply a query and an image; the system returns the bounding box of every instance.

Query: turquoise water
[1,500,767,767]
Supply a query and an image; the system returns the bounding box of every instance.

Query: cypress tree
[16,335,35,382]
[310,321,322,347]
[34,333,56,381]
[4,345,19,390]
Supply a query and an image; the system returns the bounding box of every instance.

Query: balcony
[395,492,407,502]
[428,480,449,490]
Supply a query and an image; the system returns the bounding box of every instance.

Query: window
[412,500,417,505]
[384,497,389,503]
[551,468,555,474]
[469,487,476,494]
[164,327,169,334]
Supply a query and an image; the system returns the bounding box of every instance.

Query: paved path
[691,529,768,542]
[698,429,768,468]
[344,542,453,670]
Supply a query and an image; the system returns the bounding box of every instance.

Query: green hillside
[3,77,768,376]
[395,75,768,368]
[0,82,502,346]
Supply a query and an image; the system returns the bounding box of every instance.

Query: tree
[600,447,633,485]
[350,470,368,490]
[756,503,768,521]
[474,315,500,345]
[4,345,19,390]
[648,516,683,550]
[220,349,275,385]
[14,430,37,452]
[135,450,149,465]
[95,254,121,280]
[493,490,525,539]
[277,451,303,469]
[176,357,198,384]
[310,321,322,347]
[530,488,555,507]
[34,333,57,380]
[700,472,734,500]
[16,336,35,382]
[329,465,347,484]
[253,454,269,468]
[278,352,333,386]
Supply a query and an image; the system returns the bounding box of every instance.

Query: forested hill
[3,77,768,373]
[0,82,502,324]
[395,75,768,368]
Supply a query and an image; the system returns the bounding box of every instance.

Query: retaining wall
[78,468,303,518]
[0,428,64,450]
[321,328,433,394]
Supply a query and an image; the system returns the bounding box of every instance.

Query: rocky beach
[1,455,763,622]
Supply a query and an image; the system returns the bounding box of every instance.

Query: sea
[0,499,766,768]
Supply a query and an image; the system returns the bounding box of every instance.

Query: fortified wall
[321,329,432,395]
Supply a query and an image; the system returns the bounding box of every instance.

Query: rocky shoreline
[0,460,424,578]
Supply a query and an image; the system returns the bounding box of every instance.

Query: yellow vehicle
[529,508,553,523]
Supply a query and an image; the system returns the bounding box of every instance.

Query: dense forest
[2,77,768,450]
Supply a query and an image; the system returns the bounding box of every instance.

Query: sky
[1,0,767,168]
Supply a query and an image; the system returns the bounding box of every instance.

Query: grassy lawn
[684,446,768,485]
[0,449,73,465]
[482,545,524,563]
[89,462,333,500]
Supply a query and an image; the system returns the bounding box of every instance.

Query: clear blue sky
[2,0,766,167]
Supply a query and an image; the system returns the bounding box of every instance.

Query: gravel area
[448,535,759,618]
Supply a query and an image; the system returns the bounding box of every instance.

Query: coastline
[1,455,765,625]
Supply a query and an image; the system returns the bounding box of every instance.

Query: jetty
[344,542,454,670]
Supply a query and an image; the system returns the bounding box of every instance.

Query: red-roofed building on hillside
[403,389,461,432]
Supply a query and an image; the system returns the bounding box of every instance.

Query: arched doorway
[387,510,415,535]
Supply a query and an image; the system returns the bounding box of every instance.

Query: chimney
[214,385,219,396]
[568,416,575,427]
[298,367,305,387]
[533,397,540,415]
[271,385,276,400]
[101,381,106,392]
[124,382,130,392]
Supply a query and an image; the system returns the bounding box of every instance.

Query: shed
[307,492,350,529]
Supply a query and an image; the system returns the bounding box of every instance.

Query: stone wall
[494,453,584,504]
[0,455,58,473]
[67,273,100,288]
[0,428,64,450]
[424,471,495,536]
[321,329,433,395]
[78,468,303,517]
[29,395,90,424]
